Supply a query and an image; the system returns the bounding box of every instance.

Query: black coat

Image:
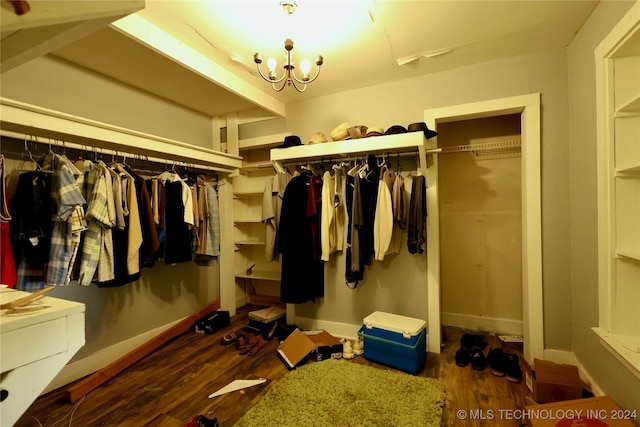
[278,173,324,304]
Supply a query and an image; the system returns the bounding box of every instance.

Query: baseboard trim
[293,316,361,340]
[442,312,523,335]
[43,318,183,394]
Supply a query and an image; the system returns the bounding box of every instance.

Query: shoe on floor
[455,347,470,367]
[341,338,355,359]
[504,352,522,383]
[470,349,487,371]
[487,348,506,377]
[185,415,218,427]
[460,333,487,351]
[353,336,364,356]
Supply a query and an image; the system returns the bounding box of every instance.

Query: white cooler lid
[363,311,426,338]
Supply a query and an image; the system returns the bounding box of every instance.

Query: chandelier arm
[290,65,321,85]
[288,78,306,93]
[271,80,288,92]
[256,63,288,84]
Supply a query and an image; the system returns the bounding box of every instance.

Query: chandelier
[253,3,324,93]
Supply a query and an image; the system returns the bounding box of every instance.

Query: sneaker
[455,348,470,367]
[470,349,487,371]
[461,333,487,351]
[353,336,364,356]
[504,352,522,383]
[341,338,355,359]
[487,348,506,377]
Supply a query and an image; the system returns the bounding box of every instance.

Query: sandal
[247,337,267,356]
[238,336,260,355]
[235,335,250,351]
[220,331,239,345]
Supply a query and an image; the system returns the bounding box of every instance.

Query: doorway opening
[423,93,543,363]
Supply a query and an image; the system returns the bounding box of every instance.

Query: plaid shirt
[77,163,111,286]
[45,156,87,287]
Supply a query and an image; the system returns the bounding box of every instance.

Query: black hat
[384,125,408,135]
[278,135,302,148]
[408,122,438,139]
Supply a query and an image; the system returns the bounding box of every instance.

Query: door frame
[423,93,543,363]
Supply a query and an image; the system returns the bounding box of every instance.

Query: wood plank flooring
[15,306,530,427]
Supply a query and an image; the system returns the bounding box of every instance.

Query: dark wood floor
[15,306,529,427]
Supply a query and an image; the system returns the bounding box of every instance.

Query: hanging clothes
[75,160,110,286]
[163,180,194,264]
[358,155,379,266]
[387,173,407,255]
[278,172,324,304]
[373,165,394,261]
[0,155,17,287]
[262,170,292,262]
[125,165,160,268]
[10,169,52,291]
[194,181,221,266]
[407,175,427,254]
[345,171,364,287]
[320,167,345,261]
[45,154,87,287]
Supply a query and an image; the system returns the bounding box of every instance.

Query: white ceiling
[48,0,599,122]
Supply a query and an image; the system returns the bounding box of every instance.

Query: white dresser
[0,288,85,426]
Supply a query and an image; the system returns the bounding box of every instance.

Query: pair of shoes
[456,347,486,370]
[341,338,355,359]
[235,335,250,351]
[238,336,266,356]
[460,333,487,351]
[469,349,487,371]
[220,331,239,345]
[486,348,522,382]
[184,414,218,427]
[353,336,364,356]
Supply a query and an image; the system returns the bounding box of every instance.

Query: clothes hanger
[16,137,43,172]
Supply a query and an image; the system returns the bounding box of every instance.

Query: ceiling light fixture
[253,2,323,93]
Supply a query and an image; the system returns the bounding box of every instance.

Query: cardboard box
[276,328,343,369]
[523,358,583,404]
[248,306,286,323]
[525,395,638,426]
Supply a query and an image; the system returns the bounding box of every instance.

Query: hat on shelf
[308,132,328,144]
[331,122,351,141]
[346,125,368,140]
[277,135,302,148]
[365,127,385,137]
[408,122,438,139]
[384,125,408,135]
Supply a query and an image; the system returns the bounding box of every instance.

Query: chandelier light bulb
[300,59,311,79]
[267,58,277,72]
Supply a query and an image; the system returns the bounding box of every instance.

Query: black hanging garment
[278,173,324,304]
[163,180,193,264]
[407,175,427,254]
[345,173,364,286]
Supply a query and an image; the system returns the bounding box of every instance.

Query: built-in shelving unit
[232,134,287,309]
[594,5,640,379]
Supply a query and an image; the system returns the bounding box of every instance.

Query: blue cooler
[358,311,427,375]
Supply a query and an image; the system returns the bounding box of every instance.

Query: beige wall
[567,0,640,414]
[0,55,215,149]
[438,116,523,333]
[277,46,573,351]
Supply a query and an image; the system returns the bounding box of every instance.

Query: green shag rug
[234,359,445,427]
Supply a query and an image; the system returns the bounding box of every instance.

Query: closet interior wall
[0,136,222,391]
[437,114,524,335]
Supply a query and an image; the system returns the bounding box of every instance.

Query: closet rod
[1,131,234,173]
[275,150,426,167]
